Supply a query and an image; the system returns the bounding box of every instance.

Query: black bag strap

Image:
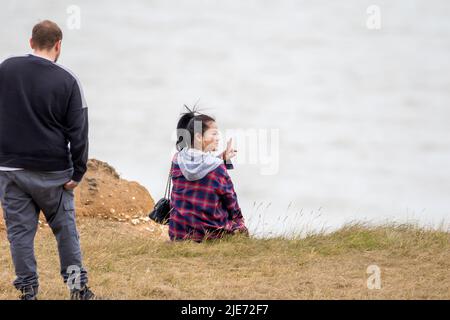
[163,162,173,199]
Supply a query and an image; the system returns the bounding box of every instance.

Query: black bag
[149,164,173,225]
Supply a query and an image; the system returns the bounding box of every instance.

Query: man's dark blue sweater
[0,54,89,182]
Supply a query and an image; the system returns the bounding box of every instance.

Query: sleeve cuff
[224,160,234,170]
[71,171,84,183]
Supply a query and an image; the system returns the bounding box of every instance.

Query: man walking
[0,20,94,300]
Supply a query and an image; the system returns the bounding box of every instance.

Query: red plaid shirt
[169,153,247,242]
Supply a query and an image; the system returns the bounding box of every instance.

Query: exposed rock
[0,159,155,230]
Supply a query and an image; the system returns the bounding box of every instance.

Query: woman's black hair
[176,104,216,151]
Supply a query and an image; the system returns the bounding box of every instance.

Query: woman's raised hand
[222,138,237,161]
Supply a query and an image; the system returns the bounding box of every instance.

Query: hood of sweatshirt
[176,148,223,181]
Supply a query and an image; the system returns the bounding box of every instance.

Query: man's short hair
[31,20,63,50]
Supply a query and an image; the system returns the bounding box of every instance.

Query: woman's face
[201,121,220,152]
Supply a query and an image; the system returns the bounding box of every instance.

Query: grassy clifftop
[1,219,448,300]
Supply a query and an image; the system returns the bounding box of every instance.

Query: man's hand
[64,180,79,190]
[221,138,237,162]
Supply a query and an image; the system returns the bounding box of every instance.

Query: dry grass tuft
[1,219,448,300]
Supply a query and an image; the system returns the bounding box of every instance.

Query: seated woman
[169,107,248,242]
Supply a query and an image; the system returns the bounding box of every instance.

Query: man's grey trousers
[0,168,88,290]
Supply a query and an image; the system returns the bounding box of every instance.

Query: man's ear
[29,38,34,50]
[55,40,62,52]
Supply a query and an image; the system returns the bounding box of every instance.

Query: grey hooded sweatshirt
[177,148,224,181]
